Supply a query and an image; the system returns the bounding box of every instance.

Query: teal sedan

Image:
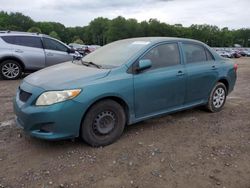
[13,37,237,146]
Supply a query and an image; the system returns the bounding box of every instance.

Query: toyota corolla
[13,37,237,146]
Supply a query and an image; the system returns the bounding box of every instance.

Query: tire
[81,100,126,147]
[206,82,227,112]
[0,60,22,80]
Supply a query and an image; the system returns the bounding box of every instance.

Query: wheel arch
[217,78,229,94]
[79,95,130,136]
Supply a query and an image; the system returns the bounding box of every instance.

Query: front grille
[19,89,32,102]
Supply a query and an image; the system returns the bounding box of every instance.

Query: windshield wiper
[81,60,102,69]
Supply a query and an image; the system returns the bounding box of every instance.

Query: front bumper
[13,81,86,140]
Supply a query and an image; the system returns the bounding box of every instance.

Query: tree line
[0,11,250,47]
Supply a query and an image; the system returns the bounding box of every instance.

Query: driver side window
[43,38,68,52]
[141,43,180,70]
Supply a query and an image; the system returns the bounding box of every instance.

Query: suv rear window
[1,36,43,48]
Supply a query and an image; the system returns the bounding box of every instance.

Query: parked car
[13,37,237,147]
[88,45,101,52]
[68,43,86,56]
[239,49,250,57]
[68,43,100,56]
[0,31,81,80]
[216,50,233,58]
[231,50,242,58]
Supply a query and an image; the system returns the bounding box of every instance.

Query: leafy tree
[27,26,41,33]
[86,17,110,45]
[7,12,34,31]
[49,31,60,40]
[107,16,129,42]
[0,11,9,30]
[73,38,84,44]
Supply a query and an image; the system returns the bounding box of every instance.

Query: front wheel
[81,100,126,147]
[206,82,227,112]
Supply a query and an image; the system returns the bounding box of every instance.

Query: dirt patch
[0,58,250,188]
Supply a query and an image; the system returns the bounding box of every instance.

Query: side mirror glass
[137,59,152,72]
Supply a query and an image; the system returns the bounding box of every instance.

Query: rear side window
[205,49,214,61]
[1,36,15,44]
[183,43,213,63]
[43,38,68,52]
[1,36,43,48]
[141,43,180,69]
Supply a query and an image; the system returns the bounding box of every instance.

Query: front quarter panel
[73,66,134,123]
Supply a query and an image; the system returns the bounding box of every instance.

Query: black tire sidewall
[0,60,22,80]
[81,100,126,147]
[208,83,227,112]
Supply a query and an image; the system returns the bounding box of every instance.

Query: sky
[1,0,250,29]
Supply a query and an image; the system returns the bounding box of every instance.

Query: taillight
[234,64,238,72]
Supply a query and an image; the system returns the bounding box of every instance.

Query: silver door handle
[46,52,54,56]
[15,49,23,53]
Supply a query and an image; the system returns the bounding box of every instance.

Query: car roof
[117,37,204,45]
[0,31,49,38]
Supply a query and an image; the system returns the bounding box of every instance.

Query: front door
[133,42,186,118]
[42,37,73,67]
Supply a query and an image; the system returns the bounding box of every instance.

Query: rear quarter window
[205,49,215,61]
[1,36,15,44]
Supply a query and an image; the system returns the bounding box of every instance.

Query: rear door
[42,37,73,67]
[2,36,46,70]
[133,42,186,118]
[181,42,218,104]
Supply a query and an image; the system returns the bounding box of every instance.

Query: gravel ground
[0,58,250,188]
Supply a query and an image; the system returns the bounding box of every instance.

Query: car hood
[24,62,111,90]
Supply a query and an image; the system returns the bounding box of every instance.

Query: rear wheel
[81,100,126,147]
[206,82,227,112]
[0,60,22,80]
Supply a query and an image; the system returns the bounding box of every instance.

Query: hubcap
[213,87,225,108]
[93,111,116,135]
[2,63,20,79]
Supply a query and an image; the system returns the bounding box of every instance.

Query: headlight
[36,89,81,106]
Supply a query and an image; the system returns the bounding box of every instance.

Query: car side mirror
[67,48,75,54]
[136,59,152,72]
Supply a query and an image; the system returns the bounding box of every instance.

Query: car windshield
[82,39,151,68]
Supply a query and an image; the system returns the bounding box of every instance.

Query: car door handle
[15,49,23,53]
[46,52,54,56]
[176,70,185,76]
[212,65,217,70]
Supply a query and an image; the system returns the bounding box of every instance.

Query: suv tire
[0,60,22,80]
